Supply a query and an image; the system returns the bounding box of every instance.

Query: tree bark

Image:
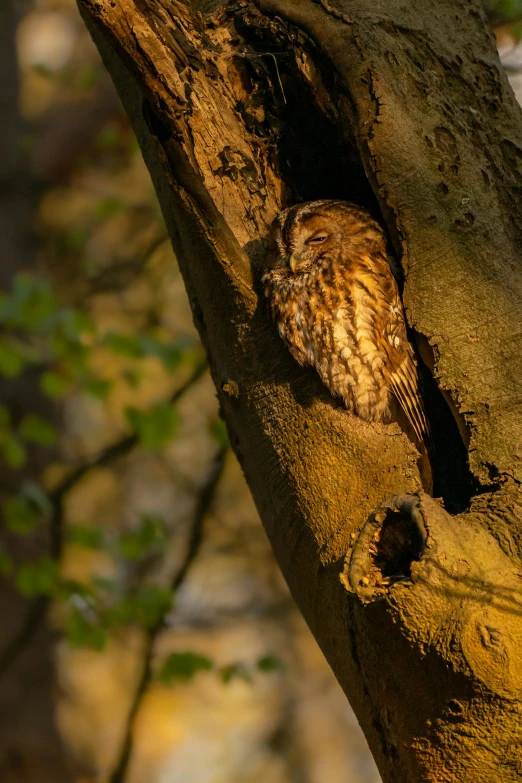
[76,0,522,780]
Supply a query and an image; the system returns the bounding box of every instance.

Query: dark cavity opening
[237,24,477,512]
[276,59,382,221]
[418,359,479,513]
[372,511,424,581]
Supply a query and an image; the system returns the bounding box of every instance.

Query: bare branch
[109,445,228,783]
[0,362,208,679]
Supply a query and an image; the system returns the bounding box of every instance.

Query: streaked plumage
[262,200,429,444]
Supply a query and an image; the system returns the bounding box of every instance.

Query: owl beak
[289,255,298,273]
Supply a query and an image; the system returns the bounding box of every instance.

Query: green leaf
[2,484,51,534]
[67,525,105,550]
[71,310,97,335]
[41,371,71,399]
[210,419,229,447]
[511,19,522,41]
[220,663,251,685]
[118,514,168,561]
[63,228,89,253]
[97,125,120,149]
[76,64,99,91]
[2,496,37,534]
[84,377,113,400]
[65,608,106,651]
[125,403,180,451]
[50,331,87,361]
[18,414,57,446]
[103,582,172,630]
[8,274,58,332]
[20,481,52,514]
[101,332,186,372]
[486,0,522,22]
[32,63,53,77]
[138,335,183,372]
[104,596,134,627]
[92,576,118,594]
[128,134,141,155]
[257,655,285,673]
[1,434,26,469]
[94,197,124,220]
[56,578,96,602]
[102,332,143,358]
[158,651,214,684]
[16,557,59,597]
[0,339,24,377]
[132,584,173,628]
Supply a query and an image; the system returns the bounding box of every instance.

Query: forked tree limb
[76,0,522,780]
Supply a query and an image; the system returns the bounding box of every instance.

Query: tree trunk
[76,0,522,780]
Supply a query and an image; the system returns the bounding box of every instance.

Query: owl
[262,200,429,445]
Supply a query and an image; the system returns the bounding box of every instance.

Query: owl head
[265,199,385,275]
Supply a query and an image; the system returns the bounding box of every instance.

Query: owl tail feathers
[389,359,431,449]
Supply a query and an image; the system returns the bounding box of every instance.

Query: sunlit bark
[77,1,522,780]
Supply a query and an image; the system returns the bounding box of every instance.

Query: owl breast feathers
[262,199,429,444]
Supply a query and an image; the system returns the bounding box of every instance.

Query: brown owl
[262,200,429,444]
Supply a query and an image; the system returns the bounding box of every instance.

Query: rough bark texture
[76,0,522,780]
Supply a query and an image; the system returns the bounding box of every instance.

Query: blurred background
[1,1,521,781]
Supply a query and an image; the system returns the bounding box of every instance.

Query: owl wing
[389,349,430,446]
[378,264,430,446]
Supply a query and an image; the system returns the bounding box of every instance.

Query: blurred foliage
[158,651,285,685]
[67,513,169,561]
[125,403,180,451]
[3,481,51,535]
[210,418,229,448]
[0,271,191,465]
[158,651,214,683]
[0,16,224,688]
[257,654,286,673]
[0,265,204,649]
[62,581,175,651]
[117,513,169,561]
[5,501,175,648]
[220,662,252,684]
[485,0,522,24]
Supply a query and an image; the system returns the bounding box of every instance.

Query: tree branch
[109,445,228,783]
[0,361,207,679]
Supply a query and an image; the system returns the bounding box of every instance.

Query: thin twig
[109,445,228,783]
[0,361,208,679]
[240,52,287,103]
[49,360,208,522]
[0,595,48,675]
[265,53,286,104]
[80,234,168,303]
